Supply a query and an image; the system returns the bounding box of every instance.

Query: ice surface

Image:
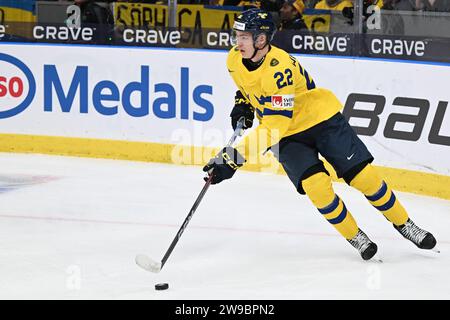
[0,153,448,299]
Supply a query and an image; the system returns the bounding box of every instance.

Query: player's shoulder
[261,46,298,92]
[261,46,296,80]
[227,46,241,69]
[268,45,291,60]
[264,46,296,71]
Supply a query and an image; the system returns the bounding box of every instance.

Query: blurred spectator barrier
[0,0,449,63]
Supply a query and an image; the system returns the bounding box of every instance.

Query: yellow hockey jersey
[226,45,342,160]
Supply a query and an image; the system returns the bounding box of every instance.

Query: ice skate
[348,229,378,261]
[394,218,437,250]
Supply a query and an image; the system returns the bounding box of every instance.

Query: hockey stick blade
[135,254,162,273]
[371,254,383,263]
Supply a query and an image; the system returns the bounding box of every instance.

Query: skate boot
[394,218,437,249]
[347,229,378,260]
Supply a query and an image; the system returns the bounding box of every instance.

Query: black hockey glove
[230,91,255,130]
[203,147,246,185]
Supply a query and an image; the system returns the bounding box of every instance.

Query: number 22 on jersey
[274,69,293,89]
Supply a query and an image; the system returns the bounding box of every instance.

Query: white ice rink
[0,153,449,300]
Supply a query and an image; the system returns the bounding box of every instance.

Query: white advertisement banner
[296,56,449,175]
[0,44,449,175]
[0,44,237,148]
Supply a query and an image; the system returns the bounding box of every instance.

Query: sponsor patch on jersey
[270,58,279,67]
[271,95,294,109]
[233,21,246,31]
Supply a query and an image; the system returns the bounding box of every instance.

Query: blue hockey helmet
[232,8,277,44]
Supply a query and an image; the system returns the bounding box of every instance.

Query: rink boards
[0,43,449,199]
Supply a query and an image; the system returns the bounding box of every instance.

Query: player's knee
[302,171,335,208]
[348,164,383,196]
[296,162,329,195]
[343,160,372,185]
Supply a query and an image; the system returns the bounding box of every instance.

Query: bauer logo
[0,53,36,119]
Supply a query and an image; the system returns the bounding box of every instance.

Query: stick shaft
[159,119,245,270]
[160,174,213,269]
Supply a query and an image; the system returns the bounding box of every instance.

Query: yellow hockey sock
[350,165,408,226]
[302,172,359,239]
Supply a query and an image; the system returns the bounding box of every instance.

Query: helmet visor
[231,30,254,46]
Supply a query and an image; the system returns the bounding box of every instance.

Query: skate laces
[348,230,372,253]
[397,219,428,245]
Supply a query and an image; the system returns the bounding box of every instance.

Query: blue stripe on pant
[318,196,348,225]
[318,195,339,214]
[365,181,388,201]
[328,206,348,225]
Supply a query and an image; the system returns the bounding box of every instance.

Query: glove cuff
[222,147,246,170]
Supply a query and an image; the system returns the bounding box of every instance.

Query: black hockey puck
[155,283,169,291]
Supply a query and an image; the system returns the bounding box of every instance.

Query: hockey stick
[136,118,246,273]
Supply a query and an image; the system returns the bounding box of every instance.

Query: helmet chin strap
[250,34,268,61]
[249,45,260,61]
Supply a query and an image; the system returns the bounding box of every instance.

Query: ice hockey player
[202,8,437,260]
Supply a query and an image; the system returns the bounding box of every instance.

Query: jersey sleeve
[235,63,296,160]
